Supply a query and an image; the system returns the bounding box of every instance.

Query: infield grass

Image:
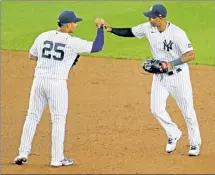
[1,1,215,65]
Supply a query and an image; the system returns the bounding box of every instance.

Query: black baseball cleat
[14,155,28,165]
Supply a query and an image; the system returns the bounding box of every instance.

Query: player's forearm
[170,50,195,68]
[181,50,195,63]
[91,27,104,53]
[110,28,135,37]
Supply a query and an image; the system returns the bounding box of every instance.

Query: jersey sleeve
[175,31,194,55]
[29,36,39,57]
[131,22,149,39]
[70,37,93,54]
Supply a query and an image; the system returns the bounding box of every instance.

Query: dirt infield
[1,50,215,174]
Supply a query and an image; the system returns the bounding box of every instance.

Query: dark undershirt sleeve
[110,28,135,37]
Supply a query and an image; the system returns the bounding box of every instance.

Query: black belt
[167,68,182,76]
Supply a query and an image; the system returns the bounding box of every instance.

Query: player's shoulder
[132,22,153,34]
[40,30,71,37]
[139,21,151,27]
[133,22,151,29]
[35,30,56,40]
[69,36,83,41]
[69,36,91,44]
[169,22,186,35]
[39,30,54,36]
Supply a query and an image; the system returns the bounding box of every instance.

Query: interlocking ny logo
[163,39,173,51]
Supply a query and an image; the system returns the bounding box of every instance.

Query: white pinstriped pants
[150,65,201,146]
[18,77,68,163]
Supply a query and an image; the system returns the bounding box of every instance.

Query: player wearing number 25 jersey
[14,10,105,167]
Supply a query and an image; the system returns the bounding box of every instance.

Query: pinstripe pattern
[132,22,201,146]
[150,74,181,139]
[19,78,47,156]
[30,30,93,79]
[18,30,93,164]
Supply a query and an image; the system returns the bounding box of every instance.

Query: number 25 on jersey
[42,40,66,61]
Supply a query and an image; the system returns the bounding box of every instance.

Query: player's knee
[26,113,41,123]
[150,105,164,116]
[185,113,198,124]
[51,115,66,124]
[181,106,196,118]
[150,105,158,115]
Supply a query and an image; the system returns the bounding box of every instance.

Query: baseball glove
[142,59,168,74]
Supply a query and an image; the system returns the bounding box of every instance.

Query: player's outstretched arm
[90,18,105,53]
[103,21,135,37]
[71,18,105,54]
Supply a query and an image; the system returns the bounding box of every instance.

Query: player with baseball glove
[103,4,201,156]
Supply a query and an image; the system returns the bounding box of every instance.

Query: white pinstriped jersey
[134,22,202,147]
[30,30,93,80]
[131,22,193,66]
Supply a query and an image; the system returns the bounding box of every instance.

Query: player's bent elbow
[97,46,104,52]
[91,45,104,53]
[29,54,38,61]
[29,53,33,59]
[187,50,195,61]
[190,51,195,60]
[94,47,103,52]
[192,52,196,60]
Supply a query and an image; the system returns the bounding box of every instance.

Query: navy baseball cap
[58,10,82,24]
[143,4,167,18]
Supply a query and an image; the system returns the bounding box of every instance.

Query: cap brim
[143,11,156,18]
[74,17,82,23]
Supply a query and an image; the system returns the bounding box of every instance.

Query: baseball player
[14,10,105,167]
[104,4,201,156]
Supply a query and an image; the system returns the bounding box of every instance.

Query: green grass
[1,1,215,65]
